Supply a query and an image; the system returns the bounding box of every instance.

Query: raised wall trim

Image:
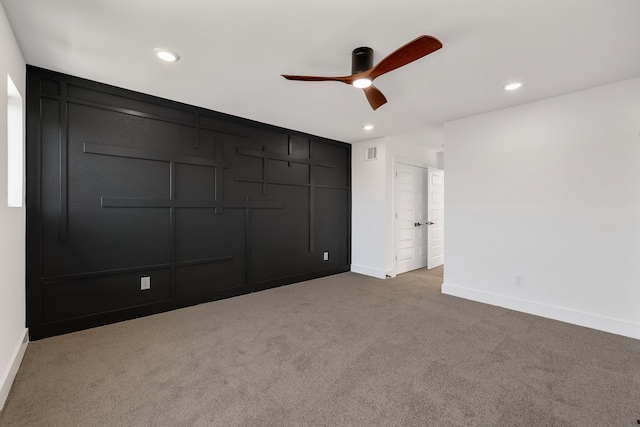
[0,329,28,411]
[442,283,640,340]
[26,66,352,339]
[350,264,388,279]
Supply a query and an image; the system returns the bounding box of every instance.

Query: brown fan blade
[368,35,442,80]
[281,74,355,84]
[363,85,387,110]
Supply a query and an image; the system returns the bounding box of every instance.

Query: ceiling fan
[282,35,442,110]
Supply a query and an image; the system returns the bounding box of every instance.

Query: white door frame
[389,156,432,277]
[426,168,445,269]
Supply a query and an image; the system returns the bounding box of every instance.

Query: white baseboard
[442,283,640,341]
[350,264,387,279]
[0,328,28,411]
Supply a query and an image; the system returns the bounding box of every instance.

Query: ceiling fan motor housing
[352,47,373,74]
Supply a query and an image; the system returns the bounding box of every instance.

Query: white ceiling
[2,0,640,149]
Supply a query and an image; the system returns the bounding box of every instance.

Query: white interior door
[427,168,444,269]
[395,163,428,275]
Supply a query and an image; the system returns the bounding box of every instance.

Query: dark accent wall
[26,67,351,340]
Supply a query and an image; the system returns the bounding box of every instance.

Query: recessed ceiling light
[504,82,522,91]
[154,48,180,62]
[353,78,372,89]
[363,124,374,130]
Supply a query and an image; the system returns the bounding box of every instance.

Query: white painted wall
[443,77,640,340]
[351,128,442,278]
[436,151,444,170]
[351,137,388,278]
[0,2,27,410]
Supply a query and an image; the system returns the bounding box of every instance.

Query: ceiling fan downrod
[351,47,373,74]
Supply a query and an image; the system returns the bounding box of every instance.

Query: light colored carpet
[1,267,639,426]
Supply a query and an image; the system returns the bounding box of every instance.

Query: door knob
[414,222,422,227]
[425,221,435,225]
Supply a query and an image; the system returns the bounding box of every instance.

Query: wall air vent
[364,146,377,161]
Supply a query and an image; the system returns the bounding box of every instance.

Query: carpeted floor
[1,267,639,426]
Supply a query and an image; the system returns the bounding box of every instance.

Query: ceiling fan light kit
[282,35,442,110]
[353,78,372,88]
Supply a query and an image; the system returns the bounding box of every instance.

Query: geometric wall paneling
[26,66,351,339]
[249,185,312,283]
[81,142,280,299]
[41,268,173,324]
[236,138,344,253]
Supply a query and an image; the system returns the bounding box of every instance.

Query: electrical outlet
[141,276,151,290]
[515,275,524,286]
[323,252,329,261]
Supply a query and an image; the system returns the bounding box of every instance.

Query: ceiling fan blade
[281,74,354,84]
[368,35,442,80]
[363,85,387,110]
